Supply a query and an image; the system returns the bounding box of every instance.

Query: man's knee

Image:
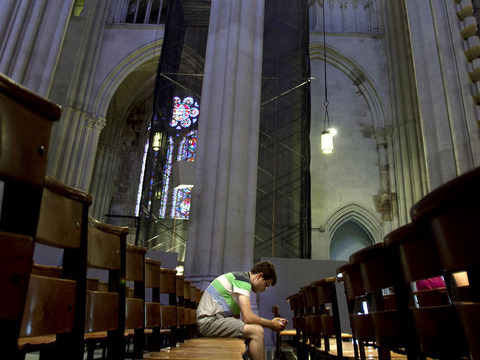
[243,324,264,341]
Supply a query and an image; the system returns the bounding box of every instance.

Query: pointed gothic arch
[309,42,388,131]
[324,203,383,259]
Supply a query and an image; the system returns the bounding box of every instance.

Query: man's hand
[239,295,289,331]
[271,317,288,332]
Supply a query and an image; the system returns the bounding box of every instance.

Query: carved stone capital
[85,114,107,131]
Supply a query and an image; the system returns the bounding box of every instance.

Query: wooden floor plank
[144,338,246,360]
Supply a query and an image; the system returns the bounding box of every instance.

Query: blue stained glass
[178,130,197,161]
[169,96,199,130]
[159,136,175,217]
[172,187,192,219]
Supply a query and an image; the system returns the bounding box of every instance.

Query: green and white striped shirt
[197,271,251,318]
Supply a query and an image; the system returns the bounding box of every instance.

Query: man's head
[250,260,277,289]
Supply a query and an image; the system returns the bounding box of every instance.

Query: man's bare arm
[238,294,287,331]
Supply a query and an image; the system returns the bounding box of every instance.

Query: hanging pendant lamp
[320,1,335,154]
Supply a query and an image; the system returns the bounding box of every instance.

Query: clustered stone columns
[48,107,106,190]
[0,0,75,96]
[404,0,480,189]
[184,0,266,288]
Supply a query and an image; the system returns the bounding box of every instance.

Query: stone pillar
[0,0,75,96]
[404,0,480,189]
[47,0,112,191]
[48,107,106,190]
[184,0,265,288]
[90,142,118,220]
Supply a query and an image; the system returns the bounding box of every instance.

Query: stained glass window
[135,139,150,217]
[159,137,175,217]
[169,97,200,130]
[149,96,199,220]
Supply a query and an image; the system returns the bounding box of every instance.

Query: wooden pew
[145,258,162,351]
[0,73,60,357]
[0,231,34,358]
[410,166,480,359]
[84,217,128,360]
[13,177,91,360]
[286,292,303,353]
[384,222,469,359]
[176,275,186,342]
[125,243,147,358]
[336,262,375,360]
[312,277,344,358]
[159,268,178,347]
[0,73,61,237]
[272,305,297,359]
[350,242,420,360]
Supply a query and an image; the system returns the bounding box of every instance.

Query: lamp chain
[322,0,329,132]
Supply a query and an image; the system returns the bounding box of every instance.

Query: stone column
[47,0,112,191]
[404,0,480,189]
[0,0,75,96]
[184,0,265,288]
[48,107,106,190]
[89,142,118,220]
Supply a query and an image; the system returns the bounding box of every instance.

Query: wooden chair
[144,258,162,351]
[272,305,297,360]
[12,177,91,360]
[410,166,480,359]
[125,243,147,358]
[0,74,60,357]
[183,280,198,339]
[286,292,303,357]
[384,222,469,359]
[350,242,420,360]
[176,275,186,342]
[336,261,376,360]
[160,268,177,347]
[301,284,322,358]
[0,73,60,237]
[84,217,128,360]
[0,231,34,357]
[312,277,344,359]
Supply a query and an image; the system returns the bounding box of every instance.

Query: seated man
[196,260,287,360]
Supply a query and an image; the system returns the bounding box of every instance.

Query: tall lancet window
[158,96,199,219]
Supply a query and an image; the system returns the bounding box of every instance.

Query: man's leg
[243,324,265,360]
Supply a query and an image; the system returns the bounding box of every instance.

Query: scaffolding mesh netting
[255,0,311,262]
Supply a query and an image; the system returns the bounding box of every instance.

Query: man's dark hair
[250,260,277,286]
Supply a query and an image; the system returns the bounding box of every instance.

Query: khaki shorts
[197,313,245,338]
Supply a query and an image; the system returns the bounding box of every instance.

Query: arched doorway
[329,220,373,260]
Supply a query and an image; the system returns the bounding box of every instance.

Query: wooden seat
[14,177,92,360]
[312,277,344,358]
[125,243,147,358]
[336,261,376,360]
[183,280,197,339]
[175,275,185,342]
[144,337,246,359]
[0,74,60,357]
[0,231,34,357]
[84,217,128,360]
[384,222,469,359]
[286,292,303,356]
[0,73,61,237]
[410,166,480,359]
[272,305,297,359]
[145,258,162,351]
[159,268,177,347]
[349,242,420,360]
[300,283,325,358]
